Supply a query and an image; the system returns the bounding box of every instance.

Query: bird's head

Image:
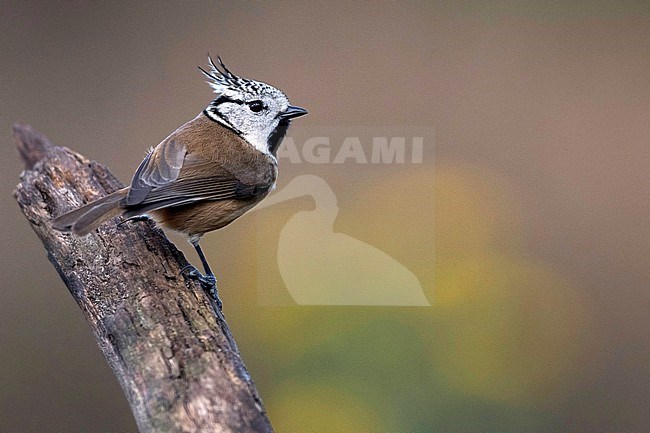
[200,55,307,155]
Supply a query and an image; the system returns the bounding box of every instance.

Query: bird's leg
[182,239,221,310]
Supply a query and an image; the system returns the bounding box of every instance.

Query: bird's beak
[280,105,308,119]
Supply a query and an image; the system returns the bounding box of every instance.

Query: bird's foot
[181,264,222,310]
[118,215,152,227]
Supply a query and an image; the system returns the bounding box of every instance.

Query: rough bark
[12,123,274,433]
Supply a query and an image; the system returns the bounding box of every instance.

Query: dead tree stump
[12,123,274,433]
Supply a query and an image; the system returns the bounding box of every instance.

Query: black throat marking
[267,118,290,156]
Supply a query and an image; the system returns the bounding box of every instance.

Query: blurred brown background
[1,1,649,432]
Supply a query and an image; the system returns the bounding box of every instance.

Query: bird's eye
[248,100,265,113]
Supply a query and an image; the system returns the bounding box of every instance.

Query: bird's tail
[51,188,129,236]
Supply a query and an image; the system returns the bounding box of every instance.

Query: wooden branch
[12,123,274,433]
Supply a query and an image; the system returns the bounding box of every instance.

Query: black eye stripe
[211,95,245,107]
[211,97,267,114]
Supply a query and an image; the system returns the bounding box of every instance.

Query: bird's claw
[118,215,151,227]
[181,265,222,310]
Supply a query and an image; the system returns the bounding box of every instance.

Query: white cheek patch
[241,129,273,156]
[206,106,274,157]
[204,108,236,131]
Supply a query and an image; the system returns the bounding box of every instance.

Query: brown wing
[126,139,188,205]
[122,136,273,217]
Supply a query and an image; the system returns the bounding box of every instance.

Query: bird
[52,55,308,308]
